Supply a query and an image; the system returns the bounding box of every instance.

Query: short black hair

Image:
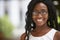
[25,0,58,40]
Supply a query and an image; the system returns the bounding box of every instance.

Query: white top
[29,29,57,40]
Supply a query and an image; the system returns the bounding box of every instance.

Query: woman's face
[32,2,48,27]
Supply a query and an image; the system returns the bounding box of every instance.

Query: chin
[36,23,44,27]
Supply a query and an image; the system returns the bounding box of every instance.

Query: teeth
[37,19,42,22]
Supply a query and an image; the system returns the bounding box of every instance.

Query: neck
[34,24,51,32]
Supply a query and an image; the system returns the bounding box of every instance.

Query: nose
[38,14,42,18]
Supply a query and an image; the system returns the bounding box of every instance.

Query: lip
[35,19,43,26]
[35,19,43,24]
[37,19,43,22]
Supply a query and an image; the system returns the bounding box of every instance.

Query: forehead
[33,2,48,11]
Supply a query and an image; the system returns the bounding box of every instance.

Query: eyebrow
[33,9,48,12]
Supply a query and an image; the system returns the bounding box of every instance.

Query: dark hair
[25,0,58,40]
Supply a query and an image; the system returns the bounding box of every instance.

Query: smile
[37,19,43,22]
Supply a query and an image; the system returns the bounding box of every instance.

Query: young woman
[20,0,60,40]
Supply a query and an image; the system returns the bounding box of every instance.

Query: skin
[20,2,60,40]
[31,2,51,37]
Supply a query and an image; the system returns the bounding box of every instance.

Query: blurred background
[0,0,60,40]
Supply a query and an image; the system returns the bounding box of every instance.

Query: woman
[20,0,60,40]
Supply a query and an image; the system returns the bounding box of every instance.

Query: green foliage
[0,15,14,38]
[57,16,60,24]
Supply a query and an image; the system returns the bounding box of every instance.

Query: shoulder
[20,33,26,40]
[56,31,60,39]
[55,31,60,40]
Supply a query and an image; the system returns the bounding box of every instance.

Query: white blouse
[29,29,57,40]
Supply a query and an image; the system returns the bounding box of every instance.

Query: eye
[40,9,48,14]
[33,12,36,14]
[32,10,38,14]
[32,9,48,16]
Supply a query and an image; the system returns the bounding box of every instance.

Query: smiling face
[32,2,48,27]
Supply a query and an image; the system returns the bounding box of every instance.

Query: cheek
[32,16,36,21]
[32,16,36,19]
[32,14,48,23]
[44,14,48,21]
